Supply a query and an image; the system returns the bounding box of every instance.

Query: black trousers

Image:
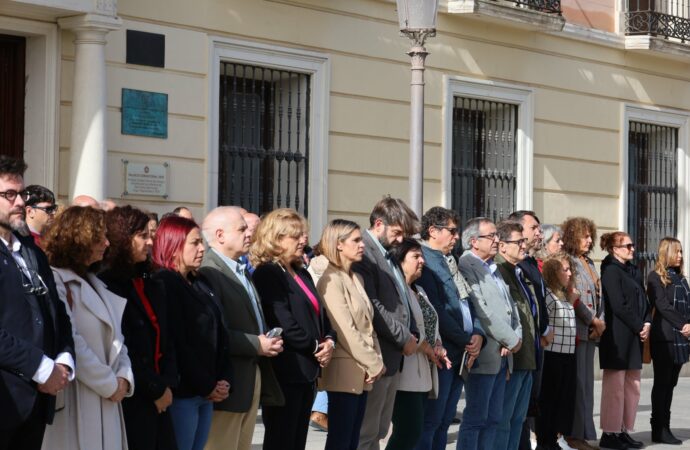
[650,340,683,426]
[536,351,576,449]
[262,381,315,450]
[0,397,47,450]
[326,390,369,450]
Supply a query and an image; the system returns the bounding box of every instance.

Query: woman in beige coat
[317,219,385,450]
[41,206,134,450]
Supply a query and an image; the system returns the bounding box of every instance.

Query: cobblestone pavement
[250,377,690,449]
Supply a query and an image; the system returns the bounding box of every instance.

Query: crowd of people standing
[1,153,689,450]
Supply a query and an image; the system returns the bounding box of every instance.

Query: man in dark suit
[199,206,284,450]
[0,156,75,450]
[507,210,552,450]
[353,197,419,450]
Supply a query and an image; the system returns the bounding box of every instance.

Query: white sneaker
[558,435,577,450]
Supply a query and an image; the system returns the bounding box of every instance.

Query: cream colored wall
[56,0,690,239]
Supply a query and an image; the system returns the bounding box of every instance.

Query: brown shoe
[566,438,600,450]
[309,411,328,432]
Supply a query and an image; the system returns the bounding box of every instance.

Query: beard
[0,207,27,235]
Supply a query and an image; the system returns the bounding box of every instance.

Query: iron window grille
[625,0,690,42]
[627,121,678,278]
[511,0,562,14]
[451,97,518,224]
[219,62,310,216]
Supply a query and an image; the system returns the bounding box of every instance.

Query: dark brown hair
[102,205,151,278]
[44,206,106,275]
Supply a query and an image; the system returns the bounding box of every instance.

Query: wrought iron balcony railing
[625,0,690,42]
[512,0,561,14]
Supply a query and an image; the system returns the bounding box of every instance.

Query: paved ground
[251,377,690,449]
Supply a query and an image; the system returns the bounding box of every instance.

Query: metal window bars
[218,62,311,217]
[511,0,562,14]
[627,121,678,279]
[451,97,518,224]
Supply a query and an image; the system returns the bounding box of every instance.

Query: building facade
[1,0,689,270]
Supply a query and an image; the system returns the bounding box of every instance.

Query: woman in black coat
[99,206,178,450]
[250,208,336,450]
[598,232,651,450]
[151,216,232,450]
[646,237,690,445]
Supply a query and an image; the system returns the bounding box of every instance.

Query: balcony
[624,0,690,57]
[446,0,565,32]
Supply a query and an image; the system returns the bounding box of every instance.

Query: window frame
[442,75,534,214]
[208,37,330,242]
[620,104,690,275]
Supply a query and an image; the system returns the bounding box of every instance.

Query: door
[0,34,26,159]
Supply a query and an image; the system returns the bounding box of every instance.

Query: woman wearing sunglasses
[597,232,651,450]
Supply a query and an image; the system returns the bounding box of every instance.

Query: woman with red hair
[152,216,232,450]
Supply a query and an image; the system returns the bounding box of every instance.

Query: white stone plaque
[123,161,169,198]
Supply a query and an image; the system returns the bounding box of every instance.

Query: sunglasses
[615,243,635,250]
[434,225,459,235]
[31,204,58,215]
[0,189,30,203]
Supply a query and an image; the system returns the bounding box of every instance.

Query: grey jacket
[352,231,417,376]
[458,251,521,375]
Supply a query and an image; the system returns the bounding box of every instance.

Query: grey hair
[535,224,562,259]
[461,217,492,250]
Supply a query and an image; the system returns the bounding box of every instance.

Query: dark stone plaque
[121,88,168,139]
[126,30,165,68]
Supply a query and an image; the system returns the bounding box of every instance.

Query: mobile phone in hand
[266,327,283,338]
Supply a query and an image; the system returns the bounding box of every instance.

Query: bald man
[239,212,261,274]
[71,194,99,208]
[199,207,284,450]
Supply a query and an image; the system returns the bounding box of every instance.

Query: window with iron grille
[219,63,310,216]
[627,121,678,277]
[451,97,518,223]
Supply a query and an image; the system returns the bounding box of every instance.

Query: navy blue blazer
[0,232,75,429]
[416,245,483,366]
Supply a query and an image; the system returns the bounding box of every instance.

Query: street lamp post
[396,0,439,218]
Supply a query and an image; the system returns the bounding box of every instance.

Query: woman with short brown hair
[41,206,134,450]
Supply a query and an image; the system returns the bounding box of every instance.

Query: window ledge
[447,0,565,32]
[624,35,690,62]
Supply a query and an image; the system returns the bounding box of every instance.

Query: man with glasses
[494,220,539,450]
[0,156,75,450]
[24,185,57,248]
[415,207,484,450]
[457,217,522,450]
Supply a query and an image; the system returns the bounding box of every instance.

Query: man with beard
[353,196,419,450]
[0,156,75,450]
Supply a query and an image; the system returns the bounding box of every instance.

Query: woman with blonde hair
[316,219,384,450]
[251,208,336,450]
[598,232,651,450]
[536,252,577,450]
[646,237,690,445]
[41,206,134,450]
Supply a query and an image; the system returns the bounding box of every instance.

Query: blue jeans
[415,366,464,450]
[168,396,213,450]
[313,390,329,414]
[458,359,508,450]
[494,369,533,450]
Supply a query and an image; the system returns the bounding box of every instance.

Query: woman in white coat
[42,206,134,450]
[386,238,450,450]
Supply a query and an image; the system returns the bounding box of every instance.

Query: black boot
[651,418,681,444]
[599,432,629,449]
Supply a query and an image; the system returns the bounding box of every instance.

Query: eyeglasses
[615,243,635,250]
[477,233,498,241]
[31,204,58,215]
[0,189,30,203]
[434,225,458,235]
[502,238,528,246]
[15,263,49,296]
